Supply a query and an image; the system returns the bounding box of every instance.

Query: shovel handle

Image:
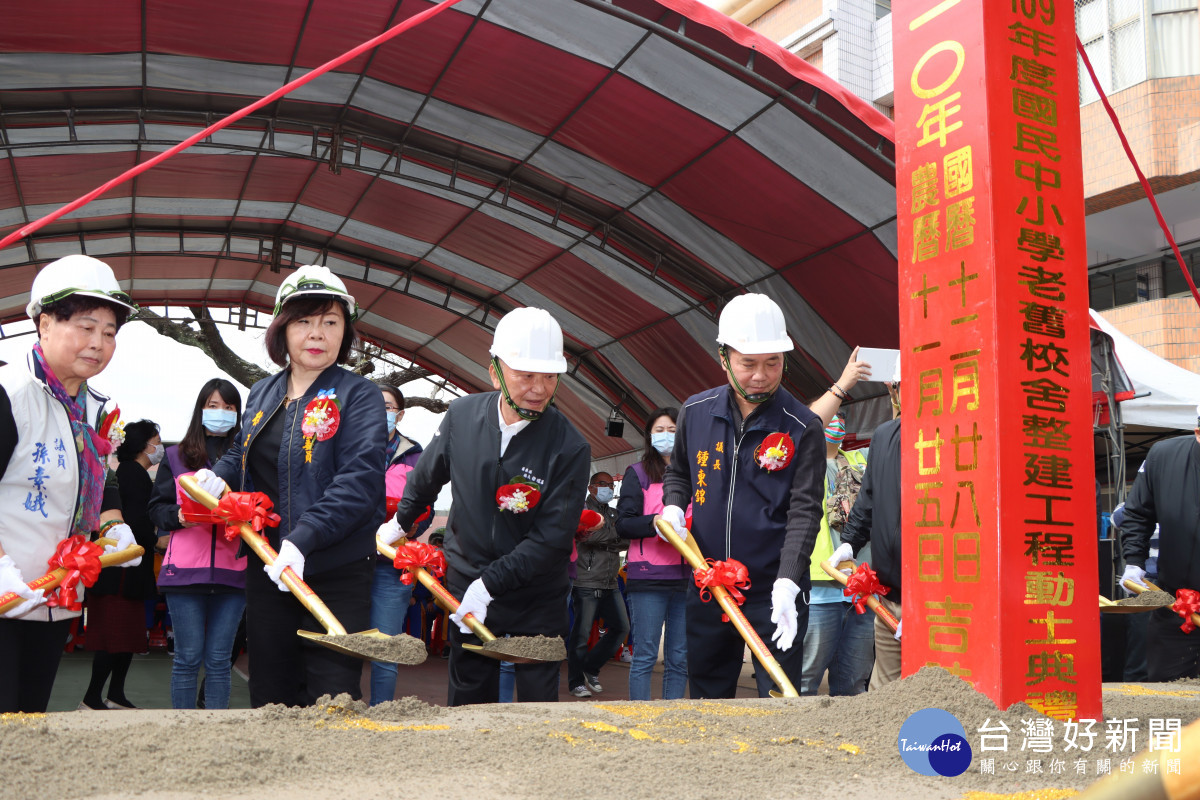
[1123,578,1200,630]
[376,538,496,643]
[179,475,347,636]
[820,559,900,632]
[0,537,145,616]
[654,519,799,698]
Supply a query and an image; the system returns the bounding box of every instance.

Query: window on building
[1075,0,1147,104]
[876,0,891,20]
[1150,0,1200,77]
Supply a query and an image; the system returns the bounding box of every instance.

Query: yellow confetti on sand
[599,701,780,721]
[329,719,450,733]
[731,740,753,754]
[1,713,46,725]
[958,790,1078,800]
[1102,683,1200,698]
[837,742,861,755]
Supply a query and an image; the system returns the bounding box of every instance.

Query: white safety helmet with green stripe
[27,254,138,320]
[274,264,359,320]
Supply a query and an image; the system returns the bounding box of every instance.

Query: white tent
[1091,309,1200,431]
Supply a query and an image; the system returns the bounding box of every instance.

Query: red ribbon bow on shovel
[693,558,751,622]
[576,509,604,541]
[44,536,104,611]
[843,563,891,615]
[1173,588,1200,634]
[392,541,446,585]
[213,492,281,542]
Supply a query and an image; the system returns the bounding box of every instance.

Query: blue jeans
[567,586,631,689]
[165,592,246,709]
[369,560,415,706]
[627,588,688,700]
[800,601,875,696]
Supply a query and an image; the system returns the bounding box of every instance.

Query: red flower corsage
[496,479,541,513]
[576,509,604,540]
[755,432,795,471]
[301,389,341,462]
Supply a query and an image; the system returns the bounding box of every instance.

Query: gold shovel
[179,475,424,665]
[376,538,564,663]
[820,559,900,632]
[0,537,144,616]
[1120,578,1200,631]
[654,519,799,698]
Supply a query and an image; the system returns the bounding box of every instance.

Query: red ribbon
[843,562,891,614]
[214,492,281,542]
[693,558,750,622]
[45,535,104,611]
[179,493,224,526]
[393,541,446,585]
[576,509,604,540]
[1173,588,1200,634]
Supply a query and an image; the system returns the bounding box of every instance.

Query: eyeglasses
[384,405,401,412]
[591,480,614,488]
[40,286,137,310]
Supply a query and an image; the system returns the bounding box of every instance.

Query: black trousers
[685,585,807,699]
[244,554,373,708]
[1147,606,1200,681]
[447,625,562,706]
[0,618,73,713]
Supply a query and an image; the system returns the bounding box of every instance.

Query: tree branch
[133,307,271,387]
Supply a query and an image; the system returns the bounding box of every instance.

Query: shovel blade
[297,629,427,665]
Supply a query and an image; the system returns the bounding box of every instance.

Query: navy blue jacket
[212,364,386,575]
[662,385,824,595]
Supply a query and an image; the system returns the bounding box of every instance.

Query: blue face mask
[202,409,238,435]
[386,411,399,431]
[595,487,614,504]
[651,431,675,455]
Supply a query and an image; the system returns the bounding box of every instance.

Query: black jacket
[211,364,386,575]
[574,495,623,590]
[840,418,903,601]
[1121,434,1200,596]
[90,461,157,599]
[395,392,589,635]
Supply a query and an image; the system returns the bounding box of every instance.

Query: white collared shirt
[497,395,531,456]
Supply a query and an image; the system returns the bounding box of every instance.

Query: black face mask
[721,346,778,405]
[492,357,559,422]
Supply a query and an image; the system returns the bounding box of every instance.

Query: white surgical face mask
[202,409,238,435]
[651,431,675,455]
[147,444,164,466]
[386,410,399,431]
[595,486,614,504]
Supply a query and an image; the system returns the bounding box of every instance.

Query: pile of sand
[2,669,1196,800]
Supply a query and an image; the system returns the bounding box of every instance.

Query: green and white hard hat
[274,264,359,320]
[27,254,138,320]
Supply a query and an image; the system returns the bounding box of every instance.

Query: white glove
[658,505,688,542]
[377,517,404,547]
[450,578,493,634]
[1121,564,1148,594]
[265,540,305,592]
[0,555,46,619]
[894,618,903,641]
[191,468,228,500]
[827,542,855,574]
[769,578,801,651]
[102,523,143,568]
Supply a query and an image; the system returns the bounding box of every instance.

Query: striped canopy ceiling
[0,0,898,463]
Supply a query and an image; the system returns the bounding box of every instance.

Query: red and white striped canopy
[0,0,897,462]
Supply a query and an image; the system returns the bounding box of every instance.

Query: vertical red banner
[893,0,1101,720]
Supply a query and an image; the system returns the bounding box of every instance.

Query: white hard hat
[716,294,793,355]
[26,254,137,319]
[274,264,359,320]
[490,307,568,373]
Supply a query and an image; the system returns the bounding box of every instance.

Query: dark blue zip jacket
[211,364,386,575]
[662,385,824,595]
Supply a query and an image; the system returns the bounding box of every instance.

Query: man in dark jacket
[1119,411,1200,681]
[566,471,629,697]
[381,307,590,705]
[833,412,903,689]
[661,294,824,698]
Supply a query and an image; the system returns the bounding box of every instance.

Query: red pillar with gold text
[892,0,1102,720]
